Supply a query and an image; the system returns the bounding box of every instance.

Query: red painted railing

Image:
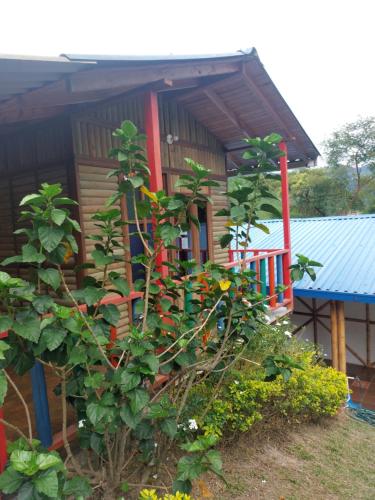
[227,248,292,310]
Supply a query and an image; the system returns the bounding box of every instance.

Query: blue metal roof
[249,214,375,303]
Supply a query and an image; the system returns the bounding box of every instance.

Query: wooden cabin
[0,49,319,451]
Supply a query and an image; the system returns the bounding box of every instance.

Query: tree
[324,117,375,208]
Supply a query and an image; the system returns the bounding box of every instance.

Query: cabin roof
[0,49,319,169]
[250,214,375,303]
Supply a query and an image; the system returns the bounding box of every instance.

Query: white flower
[154,442,158,448]
[261,479,267,484]
[78,419,85,428]
[284,331,292,338]
[152,474,158,479]
[234,380,239,385]
[188,419,198,431]
[282,320,289,325]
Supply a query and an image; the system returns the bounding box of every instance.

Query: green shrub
[280,365,348,420]
[189,364,347,438]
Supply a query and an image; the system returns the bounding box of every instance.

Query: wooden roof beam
[241,62,308,159]
[69,60,241,94]
[203,87,257,138]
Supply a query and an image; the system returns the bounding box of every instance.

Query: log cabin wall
[158,96,228,264]
[0,117,78,289]
[71,92,230,332]
[71,95,147,335]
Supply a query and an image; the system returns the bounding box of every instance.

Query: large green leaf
[21,244,45,264]
[34,469,58,498]
[0,316,12,332]
[35,453,62,471]
[91,249,114,266]
[0,371,8,405]
[119,405,142,429]
[0,467,24,494]
[159,223,180,245]
[0,340,10,361]
[50,209,66,226]
[10,450,39,476]
[19,193,43,207]
[109,276,130,297]
[41,327,67,351]
[83,287,106,307]
[120,370,141,393]
[38,269,61,291]
[99,304,120,326]
[176,455,203,481]
[128,388,150,414]
[38,226,64,253]
[160,418,177,438]
[86,402,108,426]
[141,353,159,374]
[63,476,92,498]
[13,317,41,343]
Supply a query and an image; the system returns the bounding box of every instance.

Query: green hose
[348,407,375,426]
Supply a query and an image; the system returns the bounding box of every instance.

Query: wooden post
[330,300,338,369]
[312,298,318,344]
[144,90,168,278]
[366,304,371,367]
[337,301,346,373]
[279,141,292,306]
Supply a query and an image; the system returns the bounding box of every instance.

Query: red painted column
[144,91,168,278]
[279,141,293,305]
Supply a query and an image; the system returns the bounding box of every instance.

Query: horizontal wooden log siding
[159,97,226,176]
[72,96,147,337]
[0,117,78,289]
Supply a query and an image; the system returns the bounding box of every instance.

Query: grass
[199,412,375,499]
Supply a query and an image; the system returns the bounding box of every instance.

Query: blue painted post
[276,254,283,302]
[31,362,52,447]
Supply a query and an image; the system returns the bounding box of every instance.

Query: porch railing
[227,248,292,309]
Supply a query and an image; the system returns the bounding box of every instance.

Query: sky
[1,0,374,157]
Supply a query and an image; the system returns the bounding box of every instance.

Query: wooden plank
[337,301,346,373]
[70,60,242,93]
[330,301,338,370]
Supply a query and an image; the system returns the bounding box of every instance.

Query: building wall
[0,117,78,289]
[292,297,375,366]
[71,91,230,334]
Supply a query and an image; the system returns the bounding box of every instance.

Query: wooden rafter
[241,62,308,159]
[203,88,256,138]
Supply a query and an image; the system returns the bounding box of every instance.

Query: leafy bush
[139,490,192,500]
[187,354,347,438]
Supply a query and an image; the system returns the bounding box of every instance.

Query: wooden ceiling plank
[203,87,256,139]
[241,62,308,159]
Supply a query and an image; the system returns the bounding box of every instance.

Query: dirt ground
[196,412,375,500]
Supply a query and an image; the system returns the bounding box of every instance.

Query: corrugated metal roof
[63,49,256,63]
[249,214,375,302]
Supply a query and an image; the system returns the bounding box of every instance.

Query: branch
[4,370,33,444]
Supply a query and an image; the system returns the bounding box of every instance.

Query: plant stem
[4,370,33,444]
[61,370,84,476]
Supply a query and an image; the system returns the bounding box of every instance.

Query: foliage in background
[254,117,375,218]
